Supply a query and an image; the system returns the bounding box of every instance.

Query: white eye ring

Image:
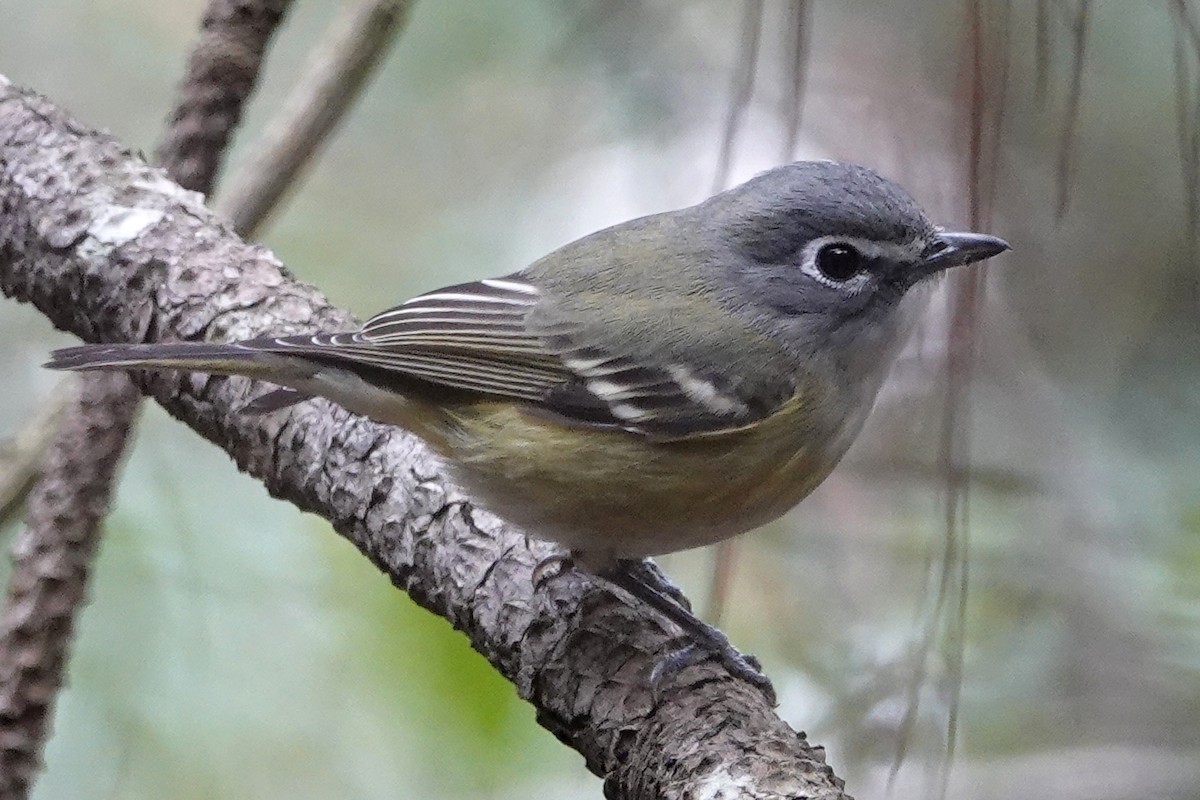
[799,234,930,292]
[799,236,873,291]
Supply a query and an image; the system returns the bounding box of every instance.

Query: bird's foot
[601,558,777,706]
[620,557,692,611]
[649,642,774,704]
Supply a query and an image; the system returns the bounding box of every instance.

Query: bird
[47,160,1009,701]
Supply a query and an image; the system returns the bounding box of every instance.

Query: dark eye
[814,243,863,282]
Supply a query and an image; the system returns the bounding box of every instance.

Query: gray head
[706,161,1006,312]
[703,161,1007,354]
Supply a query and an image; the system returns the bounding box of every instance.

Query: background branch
[0,382,71,528]
[0,375,141,799]
[156,0,297,196]
[0,2,292,794]
[0,76,847,800]
[216,0,413,237]
[711,0,763,194]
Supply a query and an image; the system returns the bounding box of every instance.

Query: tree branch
[0,76,849,799]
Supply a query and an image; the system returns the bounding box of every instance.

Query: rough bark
[0,77,848,799]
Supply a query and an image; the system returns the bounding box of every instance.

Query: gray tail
[46,341,316,413]
[45,342,269,374]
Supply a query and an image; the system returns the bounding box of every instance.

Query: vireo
[48,161,1008,699]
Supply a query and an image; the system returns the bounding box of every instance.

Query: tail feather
[44,337,435,429]
[46,341,277,377]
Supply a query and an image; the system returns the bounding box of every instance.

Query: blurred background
[1,1,1198,797]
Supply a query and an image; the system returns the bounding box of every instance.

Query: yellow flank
[413,384,851,569]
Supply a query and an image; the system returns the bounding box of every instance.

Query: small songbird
[48,161,1008,699]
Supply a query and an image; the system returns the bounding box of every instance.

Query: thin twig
[887,0,998,792]
[217,0,414,238]
[1034,0,1050,105]
[1055,0,1091,220]
[712,0,764,194]
[0,0,302,536]
[705,0,769,622]
[0,383,73,528]
[1172,0,1200,239]
[780,0,813,161]
[704,540,738,624]
[981,0,1011,227]
[936,0,996,790]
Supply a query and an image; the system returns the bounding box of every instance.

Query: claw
[649,641,775,705]
[648,641,777,706]
[625,559,692,611]
[531,552,574,590]
[649,643,706,690]
[715,649,775,704]
[600,559,777,705]
[528,555,776,704]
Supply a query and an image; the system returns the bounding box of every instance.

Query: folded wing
[50,275,794,440]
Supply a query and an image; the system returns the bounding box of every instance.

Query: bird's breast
[435,385,860,566]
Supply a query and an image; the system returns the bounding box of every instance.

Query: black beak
[918,231,1010,278]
